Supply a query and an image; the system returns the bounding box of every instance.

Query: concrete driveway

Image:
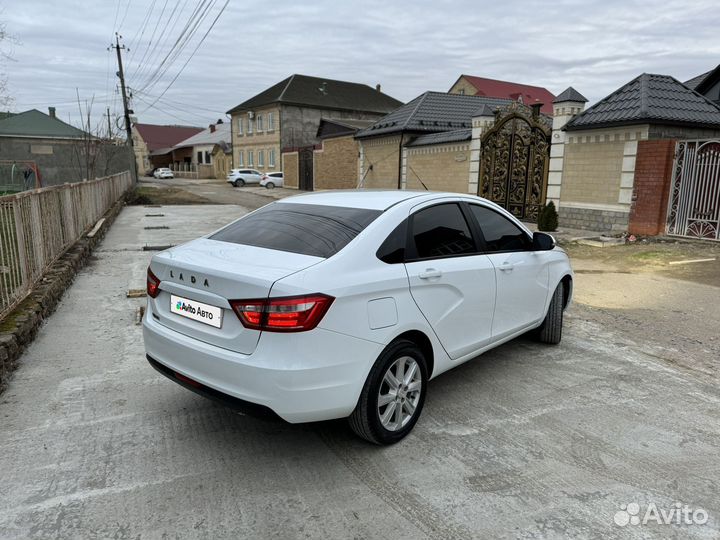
[1,205,719,539]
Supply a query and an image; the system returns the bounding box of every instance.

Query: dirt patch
[128,186,211,206]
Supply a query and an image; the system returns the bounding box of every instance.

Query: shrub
[538,201,559,232]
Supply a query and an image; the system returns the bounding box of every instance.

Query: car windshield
[210,202,382,258]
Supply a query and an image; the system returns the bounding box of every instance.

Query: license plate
[170,294,223,328]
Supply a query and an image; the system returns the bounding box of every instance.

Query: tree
[0,20,15,109]
[538,201,559,232]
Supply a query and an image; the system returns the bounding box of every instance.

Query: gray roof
[356,91,511,139]
[473,104,497,117]
[227,74,403,115]
[564,73,720,131]
[0,109,89,139]
[553,87,588,103]
[684,70,713,91]
[405,128,472,147]
[173,122,231,148]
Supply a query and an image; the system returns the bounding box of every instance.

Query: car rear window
[210,203,382,258]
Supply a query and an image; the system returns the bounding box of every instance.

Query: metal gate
[478,103,550,222]
[667,140,720,240]
[298,147,314,191]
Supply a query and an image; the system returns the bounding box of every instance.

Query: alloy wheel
[377,356,422,431]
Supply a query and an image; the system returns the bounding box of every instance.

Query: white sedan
[143,191,573,444]
[153,167,174,179]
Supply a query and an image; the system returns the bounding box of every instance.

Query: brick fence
[628,140,676,236]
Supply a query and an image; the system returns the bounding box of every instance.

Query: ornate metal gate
[667,140,720,240]
[298,147,314,191]
[478,103,551,222]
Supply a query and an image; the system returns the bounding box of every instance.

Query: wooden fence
[0,171,133,319]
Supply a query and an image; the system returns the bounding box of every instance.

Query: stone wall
[359,135,401,189]
[628,139,676,236]
[314,135,359,190]
[405,142,471,192]
[558,205,629,233]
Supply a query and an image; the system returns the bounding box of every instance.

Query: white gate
[667,140,720,240]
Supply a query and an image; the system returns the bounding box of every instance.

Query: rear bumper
[142,309,381,423]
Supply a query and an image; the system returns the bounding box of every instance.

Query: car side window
[410,203,476,260]
[469,205,531,252]
[376,220,407,264]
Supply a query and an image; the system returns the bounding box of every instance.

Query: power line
[133,94,207,125]
[128,0,169,81]
[134,89,227,114]
[141,0,229,110]
[126,0,158,66]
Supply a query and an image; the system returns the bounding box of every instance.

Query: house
[171,120,231,178]
[211,141,233,179]
[355,92,514,192]
[684,64,720,105]
[226,74,403,188]
[0,107,133,189]
[132,123,203,173]
[549,73,720,236]
[448,75,556,115]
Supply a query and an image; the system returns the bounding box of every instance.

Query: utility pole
[105,107,112,140]
[109,34,133,148]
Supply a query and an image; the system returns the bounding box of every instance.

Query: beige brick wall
[448,77,477,96]
[132,126,149,173]
[314,135,359,190]
[360,136,401,189]
[283,152,298,188]
[231,104,281,172]
[406,143,471,192]
[561,141,625,205]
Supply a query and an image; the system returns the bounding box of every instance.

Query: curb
[0,193,130,394]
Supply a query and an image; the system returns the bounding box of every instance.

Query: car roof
[280,190,465,211]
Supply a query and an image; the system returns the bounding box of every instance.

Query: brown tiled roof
[133,123,203,151]
[454,75,555,114]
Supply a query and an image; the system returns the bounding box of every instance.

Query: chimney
[375,84,381,92]
[209,124,216,133]
[48,107,56,118]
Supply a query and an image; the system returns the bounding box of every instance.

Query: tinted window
[210,203,381,258]
[270,173,283,178]
[469,205,530,252]
[410,204,475,259]
[377,220,407,264]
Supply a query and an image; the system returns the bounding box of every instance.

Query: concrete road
[139,176,293,207]
[1,205,719,539]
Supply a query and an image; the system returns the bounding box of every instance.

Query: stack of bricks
[628,140,676,236]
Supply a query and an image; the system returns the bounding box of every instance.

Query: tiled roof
[0,109,88,139]
[454,75,555,114]
[684,69,713,91]
[564,73,720,131]
[405,128,472,147]
[473,104,497,117]
[227,74,403,115]
[134,123,203,151]
[173,122,231,148]
[356,92,511,139]
[553,87,588,103]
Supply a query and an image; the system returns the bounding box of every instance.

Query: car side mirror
[532,231,555,251]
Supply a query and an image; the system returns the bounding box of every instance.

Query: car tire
[233,179,245,187]
[265,182,275,189]
[535,281,564,345]
[349,339,427,445]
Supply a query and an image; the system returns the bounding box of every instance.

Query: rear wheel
[349,339,427,444]
[233,179,245,187]
[536,282,564,344]
[265,182,275,189]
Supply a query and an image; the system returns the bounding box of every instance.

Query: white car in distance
[153,167,174,179]
[260,171,284,189]
[143,191,573,444]
[227,169,263,187]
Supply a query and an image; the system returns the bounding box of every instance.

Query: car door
[404,202,496,360]
[467,204,550,340]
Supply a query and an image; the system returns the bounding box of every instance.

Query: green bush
[537,201,559,232]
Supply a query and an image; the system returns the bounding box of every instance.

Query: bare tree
[0,20,16,109]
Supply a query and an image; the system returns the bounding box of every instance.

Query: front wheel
[349,339,427,444]
[535,281,564,344]
[233,179,245,187]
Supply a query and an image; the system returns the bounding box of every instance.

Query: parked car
[153,168,174,179]
[143,191,573,444]
[260,171,284,189]
[227,169,262,187]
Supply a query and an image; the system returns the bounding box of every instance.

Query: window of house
[269,149,275,167]
[238,151,244,166]
[469,205,531,252]
[267,112,274,131]
[258,150,265,167]
[204,151,211,164]
[197,151,203,164]
[256,114,264,132]
[247,117,253,134]
[237,116,243,135]
[248,150,254,166]
[458,88,465,95]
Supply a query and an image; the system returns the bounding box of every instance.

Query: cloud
[2,0,719,130]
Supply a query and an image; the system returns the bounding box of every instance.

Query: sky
[1,0,719,134]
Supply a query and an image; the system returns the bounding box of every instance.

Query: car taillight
[230,294,334,332]
[147,267,161,298]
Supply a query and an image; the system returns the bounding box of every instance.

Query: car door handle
[499,262,514,272]
[419,269,442,279]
